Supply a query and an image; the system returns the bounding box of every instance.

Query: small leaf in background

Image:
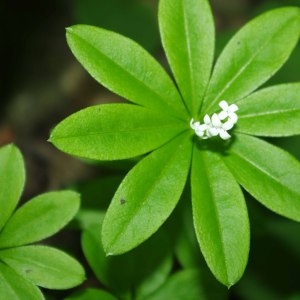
[50,104,186,161]
[82,222,172,299]
[66,25,188,119]
[224,134,300,221]
[159,0,215,116]
[102,133,192,255]
[204,7,300,113]
[143,269,205,300]
[0,191,80,248]
[0,262,44,300]
[65,288,118,300]
[0,245,85,289]
[191,148,249,287]
[0,144,25,230]
[237,83,300,137]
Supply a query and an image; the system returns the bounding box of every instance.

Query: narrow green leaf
[65,288,118,300]
[102,133,192,254]
[50,104,186,161]
[223,134,300,221]
[0,144,25,231]
[143,269,205,300]
[237,83,300,137]
[0,245,85,289]
[0,262,44,300]
[66,25,187,119]
[159,0,214,116]
[191,148,249,287]
[204,7,300,113]
[0,191,80,248]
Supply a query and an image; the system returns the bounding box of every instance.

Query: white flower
[190,100,238,141]
[190,119,207,138]
[218,100,239,123]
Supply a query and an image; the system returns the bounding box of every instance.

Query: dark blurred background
[1,1,300,299]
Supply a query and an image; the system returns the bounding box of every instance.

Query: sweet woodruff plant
[50,0,300,287]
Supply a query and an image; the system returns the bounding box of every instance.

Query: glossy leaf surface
[224,134,300,221]
[66,25,187,119]
[204,7,300,113]
[0,191,80,248]
[191,148,249,286]
[159,0,214,116]
[237,83,300,136]
[102,133,192,254]
[0,144,25,231]
[50,104,186,160]
[0,245,85,289]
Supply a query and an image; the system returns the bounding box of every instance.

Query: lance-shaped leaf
[204,7,300,114]
[0,191,80,248]
[159,0,214,116]
[223,134,300,221]
[66,25,187,119]
[102,133,192,255]
[0,144,25,231]
[0,262,44,300]
[50,104,186,161]
[0,245,85,289]
[191,148,249,287]
[237,83,300,137]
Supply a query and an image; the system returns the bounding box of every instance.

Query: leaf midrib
[52,124,186,140]
[206,15,295,112]
[231,145,300,198]
[201,151,230,282]
[239,107,300,119]
[70,30,186,120]
[108,135,188,251]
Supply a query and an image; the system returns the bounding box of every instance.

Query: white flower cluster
[190,100,239,140]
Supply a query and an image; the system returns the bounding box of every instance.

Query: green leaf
[237,83,300,137]
[66,25,187,119]
[64,288,118,300]
[191,148,249,287]
[0,191,80,248]
[223,134,300,221]
[203,7,300,114]
[159,0,214,116]
[143,269,205,300]
[102,132,192,254]
[82,223,172,299]
[0,144,25,231]
[0,245,85,289]
[0,262,44,300]
[50,104,186,161]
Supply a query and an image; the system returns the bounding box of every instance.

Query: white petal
[204,114,211,125]
[195,130,204,137]
[222,120,234,131]
[218,110,228,120]
[207,127,219,137]
[190,118,195,128]
[219,129,231,140]
[219,100,228,110]
[229,112,238,124]
[229,103,239,113]
[212,113,221,127]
